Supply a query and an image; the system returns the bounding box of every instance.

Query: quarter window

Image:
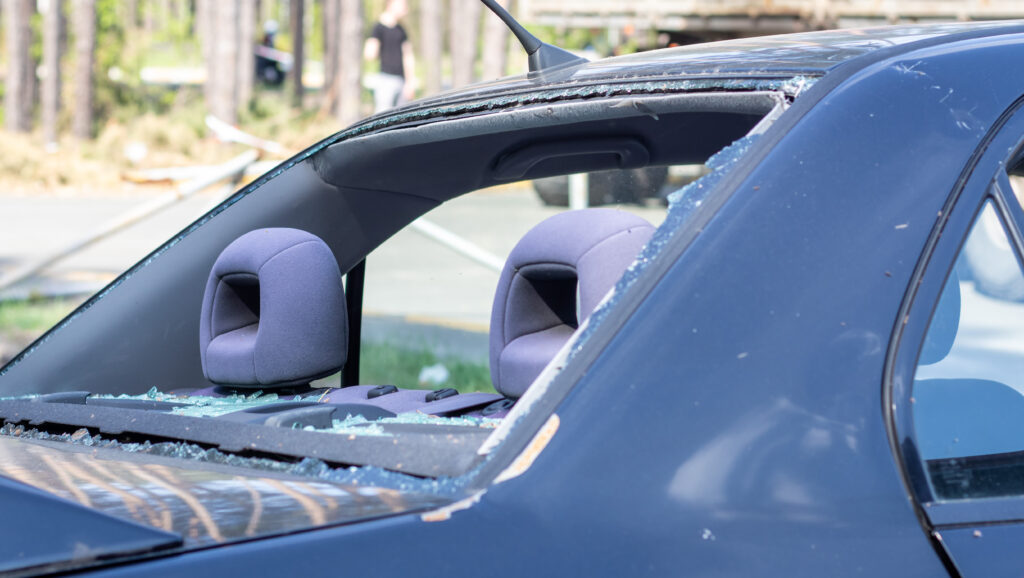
[913,200,1024,499]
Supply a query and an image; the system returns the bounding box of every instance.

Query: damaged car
[2,13,1024,577]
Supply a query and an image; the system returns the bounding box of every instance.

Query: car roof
[577,21,1024,77]
[378,21,1024,122]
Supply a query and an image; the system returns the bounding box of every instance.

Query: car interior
[0,90,778,477]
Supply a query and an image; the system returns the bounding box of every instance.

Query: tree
[211,0,240,124]
[336,0,362,125]
[199,0,216,112]
[43,0,65,146]
[72,0,97,139]
[419,0,441,95]
[238,0,257,109]
[481,0,512,81]
[449,0,481,89]
[124,0,137,29]
[4,0,36,133]
[289,0,304,107]
[321,0,340,114]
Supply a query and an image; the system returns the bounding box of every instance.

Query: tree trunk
[481,0,512,81]
[337,0,362,126]
[43,0,64,145]
[419,0,441,95]
[159,0,171,28]
[72,0,96,139]
[143,0,155,32]
[289,0,304,107]
[125,0,138,29]
[321,0,339,113]
[449,0,481,89]
[4,0,35,133]
[212,0,240,124]
[237,0,256,109]
[199,0,216,113]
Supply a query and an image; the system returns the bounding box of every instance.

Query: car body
[3,20,1024,577]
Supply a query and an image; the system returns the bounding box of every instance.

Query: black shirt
[372,22,408,78]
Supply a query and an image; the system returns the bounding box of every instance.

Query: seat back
[199,228,347,388]
[489,209,655,398]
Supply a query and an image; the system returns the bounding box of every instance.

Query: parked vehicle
[4,19,1024,577]
[531,166,670,206]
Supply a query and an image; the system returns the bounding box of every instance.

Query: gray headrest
[199,228,347,388]
[489,209,655,398]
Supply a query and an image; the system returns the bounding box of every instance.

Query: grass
[360,342,495,394]
[0,299,79,363]
[0,298,78,335]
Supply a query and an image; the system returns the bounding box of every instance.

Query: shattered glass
[3,386,499,433]
[0,421,481,496]
[569,132,763,358]
[480,131,768,457]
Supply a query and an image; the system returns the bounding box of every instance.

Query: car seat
[199,210,655,418]
[195,227,502,414]
[321,208,657,416]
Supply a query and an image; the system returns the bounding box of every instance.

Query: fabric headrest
[489,209,655,398]
[199,228,347,388]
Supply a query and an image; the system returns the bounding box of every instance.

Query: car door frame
[887,93,1024,528]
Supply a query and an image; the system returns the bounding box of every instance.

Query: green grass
[0,299,77,335]
[360,342,495,394]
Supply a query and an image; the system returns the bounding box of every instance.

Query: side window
[913,200,1024,499]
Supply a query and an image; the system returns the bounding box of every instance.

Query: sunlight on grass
[360,342,495,394]
[0,299,77,335]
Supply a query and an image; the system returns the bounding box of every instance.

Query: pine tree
[4,0,36,133]
[481,0,512,81]
[43,0,65,145]
[72,0,97,139]
[449,0,482,89]
[419,0,442,95]
[337,0,362,125]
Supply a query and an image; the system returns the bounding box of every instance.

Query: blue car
[3,19,1024,577]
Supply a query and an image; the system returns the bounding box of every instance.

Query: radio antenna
[480,0,587,73]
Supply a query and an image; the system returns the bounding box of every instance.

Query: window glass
[913,200,1024,499]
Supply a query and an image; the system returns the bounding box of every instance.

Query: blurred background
[1,0,1023,387]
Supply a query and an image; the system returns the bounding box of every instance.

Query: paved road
[0,184,667,335]
[0,192,223,298]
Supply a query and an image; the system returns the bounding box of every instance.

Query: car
[3,17,1024,577]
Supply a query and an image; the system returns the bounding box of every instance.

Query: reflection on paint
[0,436,450,546]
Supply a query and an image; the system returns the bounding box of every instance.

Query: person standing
[364,0,417,113]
